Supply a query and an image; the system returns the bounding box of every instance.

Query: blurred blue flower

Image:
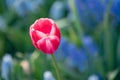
[55,37,99,72]
[1,54,13,80]
[13,0,31,16]
[55,37,69,61]
[6,0,45,17]
[75,0,105,27]
[6,0,14,8]
[111,0,120,26]
[55,37,89,72]
[67,44,88,72]
[88,74,99,80]
[88,74,103,80]
[82,35,98,57]
[75,0,120,27]
[43,71,55,80]
[49,1,66,20]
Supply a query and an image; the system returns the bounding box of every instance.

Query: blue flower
[75,0,105,27]
[1,54,13,80]
[6,0,45,17]
[111,0,120,26]
[67,44,81,65]
[67,43,88,72]
[49,1,66,20]
[55,37,69,61]
[75,0,120,27]
[88,74,104,80]
[82,35,98,58]
[55,37,89,72]
[43,71,55,80]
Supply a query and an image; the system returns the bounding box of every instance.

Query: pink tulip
[29,18,61,54]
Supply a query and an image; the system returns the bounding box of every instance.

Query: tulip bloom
[29,18,61,54]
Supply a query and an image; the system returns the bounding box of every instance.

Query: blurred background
[0,0,120,80]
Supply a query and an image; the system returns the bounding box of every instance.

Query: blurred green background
[0,0,120,80]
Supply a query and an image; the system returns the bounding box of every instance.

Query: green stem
[51,54,62,80]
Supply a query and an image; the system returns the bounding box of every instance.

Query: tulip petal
[31,20,39,30]
[36,30,46,39]
[30,30,45,42]
[37,19,52,34]
[37,38,55,54]
[30,29,38,43]
[29,29,39,49]
[49,36,60,50]
[50,23,60,39]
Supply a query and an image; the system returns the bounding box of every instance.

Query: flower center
[46,34,49,37]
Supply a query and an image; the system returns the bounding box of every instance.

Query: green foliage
[0,0,120,80]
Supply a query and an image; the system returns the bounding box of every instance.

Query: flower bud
[29,18,61,54]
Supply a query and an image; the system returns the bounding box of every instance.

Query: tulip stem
[51,54,62,80]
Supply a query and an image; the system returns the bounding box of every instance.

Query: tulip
[29,18,61,54]
[29,18,62,80]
